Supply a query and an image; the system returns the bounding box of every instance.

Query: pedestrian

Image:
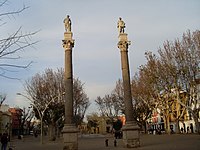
[105,139,109,147]
[190,124,194,133]
[34,130,38,138]
[181,127,184,133]
[157,128,161,135]
[1,133,8,150]
[187,126,190,133]
[153,129,156,135]
[114,139,117,147]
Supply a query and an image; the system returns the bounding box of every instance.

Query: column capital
[63,31,74,50]
[118,33,131,52]
[62,39,75,50]
[118,41,130,52]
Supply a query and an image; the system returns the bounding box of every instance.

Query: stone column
[62,16,79,150]
[117,32,140,148]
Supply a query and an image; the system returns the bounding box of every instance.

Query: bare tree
[95,79,124,117]
[24,68,90,140]
[86,113,99,134]
[95,94,115,118]
[0,0,38,79]
[154,30,200,133]
[140,50,188,134]
[73,78,90,126]
[111,79,125,114]
[0,93,6,106]
[95,96,106,116]
[24,68,65,141]
[20,107,34,135]
[140,51,175,133]
[140,30,200,134]
[131,74,153,132]
[173,30,200,134]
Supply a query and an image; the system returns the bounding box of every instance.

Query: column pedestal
[62,124,79,150]
[122,121,140,148]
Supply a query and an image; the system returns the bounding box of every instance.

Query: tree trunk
[175,120,180,134]
[144,121,147,134]
[192,111,200,134]
[48,124,56,141]
[164,114,170,134]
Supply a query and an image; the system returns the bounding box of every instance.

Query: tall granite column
[62,15,79,150]
[117,17,140,148]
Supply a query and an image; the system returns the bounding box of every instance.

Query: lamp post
[16,93,60,144]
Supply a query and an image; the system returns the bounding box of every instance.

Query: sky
[1,0,200,114]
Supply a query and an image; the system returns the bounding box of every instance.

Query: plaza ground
[9,133,200,150]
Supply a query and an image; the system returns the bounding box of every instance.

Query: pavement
[8,133,200,150]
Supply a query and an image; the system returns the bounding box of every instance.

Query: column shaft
[65,49,73,124]
[120,50,134,122]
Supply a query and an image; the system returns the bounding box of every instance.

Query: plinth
[122,121,140,148]
[62,124,79,150]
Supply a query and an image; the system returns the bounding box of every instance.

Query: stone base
[122,121,140,148]
[62,124,79,150]
[64,32,73,40]
[118,33,128,41]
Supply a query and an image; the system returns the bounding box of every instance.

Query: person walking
[105,139,109,147]
[190,124,194,133]
[181,127,184,133]
[187,126,190,134]
[114,139,117,147]
[1,133,8,150]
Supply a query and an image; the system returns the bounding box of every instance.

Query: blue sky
[1,0,200,114]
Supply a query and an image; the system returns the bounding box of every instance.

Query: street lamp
[16,92,63,144]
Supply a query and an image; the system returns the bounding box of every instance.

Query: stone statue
[64,15,72,32]
[117,17,125,34]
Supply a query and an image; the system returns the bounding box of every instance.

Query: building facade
[0,105,12,135]
[8,107,23,135]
